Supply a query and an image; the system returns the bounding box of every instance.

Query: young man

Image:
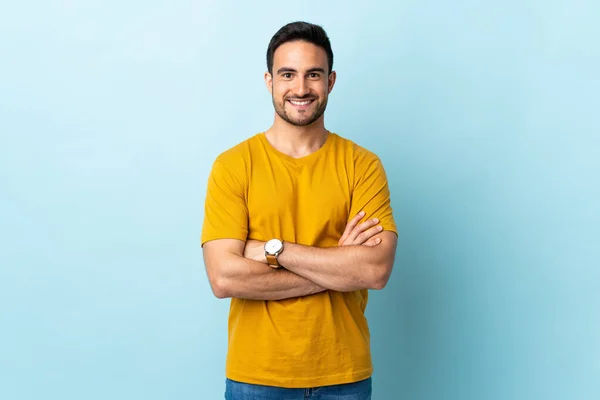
[201,21,397,400]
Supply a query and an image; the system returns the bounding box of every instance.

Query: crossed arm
[202,212,398,300]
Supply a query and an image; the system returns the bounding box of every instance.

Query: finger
[339,211,365,244]
[363,236,382,246]
[348,217,379,242]
[356,225,384,244]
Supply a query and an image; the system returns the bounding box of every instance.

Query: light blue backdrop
[1,1,598,399]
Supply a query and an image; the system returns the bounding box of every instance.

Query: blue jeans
[225,377,372,399]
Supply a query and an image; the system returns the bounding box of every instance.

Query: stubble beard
[272,95,328,127]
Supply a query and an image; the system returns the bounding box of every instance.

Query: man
[201,21,397,400]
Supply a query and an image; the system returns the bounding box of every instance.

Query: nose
[294,78,310,97]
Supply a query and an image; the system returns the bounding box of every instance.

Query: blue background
[1,1,599,399]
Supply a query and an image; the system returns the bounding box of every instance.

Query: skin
[267,40,334,128]
[262,40,336,158]
[202,40,397,299]
[204,212,386,300]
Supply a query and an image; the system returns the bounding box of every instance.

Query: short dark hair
[266,21,334,75]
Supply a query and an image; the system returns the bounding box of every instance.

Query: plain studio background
[1,1,598,399]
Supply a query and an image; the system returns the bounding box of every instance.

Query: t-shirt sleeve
[201,158,249,246]
[349,155,397,235]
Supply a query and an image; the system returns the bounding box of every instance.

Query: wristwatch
[264,238,284,268]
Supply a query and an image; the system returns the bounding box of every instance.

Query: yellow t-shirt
[201,132,397,388]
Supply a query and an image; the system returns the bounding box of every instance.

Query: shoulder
[208,133,263,183]
[212,133,261,166]
[330,132,382,166]
[210,133,265,175]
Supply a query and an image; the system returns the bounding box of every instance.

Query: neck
[264,115,329,158]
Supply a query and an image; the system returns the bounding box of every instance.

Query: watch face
[265,239,283,254]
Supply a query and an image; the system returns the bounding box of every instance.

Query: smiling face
[265,40,336,127]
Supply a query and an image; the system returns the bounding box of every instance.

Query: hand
[338,211,383,247]
[244,239,267,264]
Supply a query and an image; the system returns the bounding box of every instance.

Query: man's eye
[309,73,319,78]
[283,73,292,78]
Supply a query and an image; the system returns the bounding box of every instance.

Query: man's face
[265,40,336,127]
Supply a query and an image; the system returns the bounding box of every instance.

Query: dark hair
[266,21,334,75]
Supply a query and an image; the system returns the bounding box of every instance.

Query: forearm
[214,254,326,301]
[278,236,396,292]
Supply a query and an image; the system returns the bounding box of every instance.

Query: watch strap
[266,254,280,268]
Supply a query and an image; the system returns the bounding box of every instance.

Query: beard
[272,95,328,127]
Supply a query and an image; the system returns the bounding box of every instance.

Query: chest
[247,158,352,245]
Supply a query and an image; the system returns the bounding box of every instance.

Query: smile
[288,99,315,107]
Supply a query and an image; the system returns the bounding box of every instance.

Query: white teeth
[289,100,312,105]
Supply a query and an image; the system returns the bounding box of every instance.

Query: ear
[264,71,273,95]
[328,70,337,94]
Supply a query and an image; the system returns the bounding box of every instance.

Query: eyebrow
[276,67,326,74]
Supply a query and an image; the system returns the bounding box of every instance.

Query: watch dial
[266,239,281,253]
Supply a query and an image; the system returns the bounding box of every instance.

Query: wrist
[276,241,296,267]
[264,238,285,268]
[243,240,268,264]
[257,241,268,263]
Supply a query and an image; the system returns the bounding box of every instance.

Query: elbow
[370,276,388,290]
[208,272,231,299]
[212,282,229,299]
[366,232,397,290]
[369,261,393,290]
[203,244,242,299]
